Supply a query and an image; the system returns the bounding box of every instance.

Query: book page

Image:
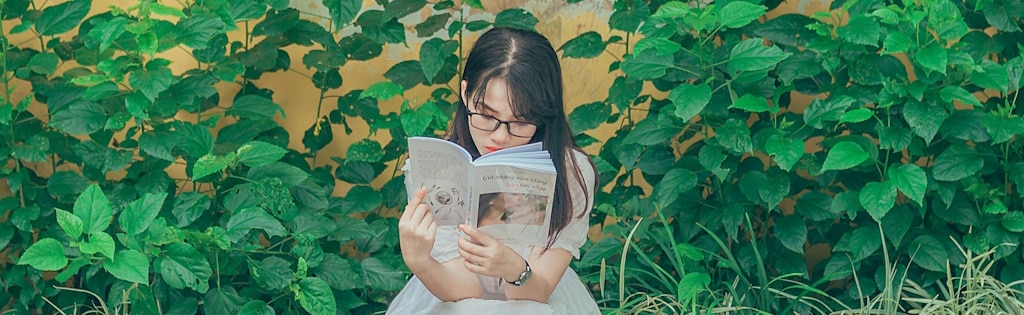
[468,165,557,246]
[407,138,472,226]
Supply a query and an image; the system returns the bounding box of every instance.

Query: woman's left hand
[457,224,526,281]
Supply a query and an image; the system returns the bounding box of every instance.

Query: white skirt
[385,268,600,315]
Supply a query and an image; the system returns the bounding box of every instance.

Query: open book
[405,137,557,246]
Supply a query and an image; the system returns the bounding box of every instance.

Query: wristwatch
[505,259,532,286]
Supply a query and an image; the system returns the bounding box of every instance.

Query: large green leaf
[819,141,869,173]
[237,141,287,167]
[729,94,770,113]
[903,100,948,145]
[252,257,292,290]
[238,301,274,315]
[837,16,881,46]
[174,121,214,158]
[341,186,382,214]
[118,193,168,236]
[677,272,711,304]
[759,169,790,210]
[715,118,752,154]
[419,38,456,82]
[103,249,150,284]
[248,162,310,187]
[833,226,881,262]
[939,86,982,107]
[973,60,1009,93]
[49,101,106,135]
[192,154,233,179]
[361,81,404,101]
[908,235,947,272]
[560,31,606,59]
[860,181,897,222]
[80,230,114,256]
[882,32,911,54]
[633,38,682,57]
[655,168,697,207]
[48,171,89,197]
[17,238,68,271]
[1002,212,1024,232]
[158,242,212,293]
[493,8,538,31]
[718,2,766,28]
[34,0,91,35]
[804,96,855,129]
[360,258,405,291]
[888,164,926,207]
[27,52,58,75]
[621,49,674,80]
[728,38,792,72]
[609,0,649,32]
[55,209,84,239]
[932,144,983,182]
[314,254,363,290]
[74,184,112,235]
[296,277,337,315]
[323,0,361,27]
[175,14,227,50]
[877,126,912,151]
[765,134,803,171]
[838,108,873,125]
[347,139,384,163]
[173,192,211,227]
[129,61,173,102]
[984,116,1024,145]
[568,102,611,135]
[775,214,807,254]
[622,117,681,146]
[881,206,913,247]
[670,83,712,121]
[12,134,49,163]
[915,44,947,75]
[225,208,288,242]
[228,95,284,120]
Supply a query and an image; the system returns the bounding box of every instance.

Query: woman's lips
[485,146,502,153]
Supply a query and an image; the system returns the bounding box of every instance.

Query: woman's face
[461,79,536,155]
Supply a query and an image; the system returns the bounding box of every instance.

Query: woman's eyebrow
[476,101,497,113]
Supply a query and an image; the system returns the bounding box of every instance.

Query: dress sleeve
[403,158,461,263]
[549,150,596,259]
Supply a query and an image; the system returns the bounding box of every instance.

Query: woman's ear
[460,80,468,107]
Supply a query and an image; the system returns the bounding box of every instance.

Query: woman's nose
[490,123,512,143]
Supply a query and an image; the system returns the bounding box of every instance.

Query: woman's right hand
[398,188,437,270]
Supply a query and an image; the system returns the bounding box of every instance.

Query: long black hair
[447,27,593,248]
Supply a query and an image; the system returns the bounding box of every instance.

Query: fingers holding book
[399,188,437,267]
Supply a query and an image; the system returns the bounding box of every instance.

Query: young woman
[387,27,600,314]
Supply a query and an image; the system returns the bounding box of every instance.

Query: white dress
[386,150,600,315]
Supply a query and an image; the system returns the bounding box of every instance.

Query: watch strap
[505,259,531,286]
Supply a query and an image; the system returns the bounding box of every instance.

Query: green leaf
[765,134,803,171]
[915,44,947,75]
[192,154,233,180]
[48,171,89,197]
[676,272,711,304]
[881,206,913,247]
[323,0,362,27]
[823,255,856,281]
[984,200,1008,214]
[239,301,274,315]
[360,257,405,291]
[621,49,673,80]
[17,238,67,271]
[878,126,912,151]
[560,31,606,59]
[416,13,450,37]
[670,83,712,121]
[1002,212,1024,232]
[27,52,59,75]
[838,108,873,125]
[908,235,947,272]
[173,192,211,227]
[819,141,869,173]
[837,16,881,46]
[859,181,897,223]
[361,82,404,101]
[833,226,881,262]
[346,139,384,163]
[86,17,124,52]
[715,119,753,155]
[568,102,611,135]
[74,184,112,235]
[650,1,689,19]
[940,86,981,107]
[80,231,115,258]
[882,32,911,54]
[655,168,697,207]
[888,164,926,207]
[356,10,406,44]
[984,116,1024,145]
[932,144,984,182]
[729,94,770,113]
[248,162,310,187]
[633,38,681,57]
[12,134,49,163]
[341,186,382,214]
[252,256,292,290]
[623,117,681,146]
[129,62,173,102]
[314,254,363,290]
[775,214,807,254]
[831,191,862,219]
[718,2,766,28]
[253,9,298,37]
[55,209,84,239]
[237,141,287,167]
[903,100,948,145]
[140,130,178,161]
[49,101,106,135]
[804,96,856,129]
[609,0,649,32]
[225,207,288,242]
[419,38,456,82]
[296,277,337,315]
[228,95,284,120]
[158,242,212,293]
[303,49,346,72]
[35,0,91,35]
[973,60,1009,93]
[175,14,227,50]
[118,193,168,236]
[759,169,790,210]
[465,0,483,9]
[728,38,792,72]
[103,249,150,284]
[750,14,816,47]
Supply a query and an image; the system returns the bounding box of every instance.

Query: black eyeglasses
[467,111,538,138]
